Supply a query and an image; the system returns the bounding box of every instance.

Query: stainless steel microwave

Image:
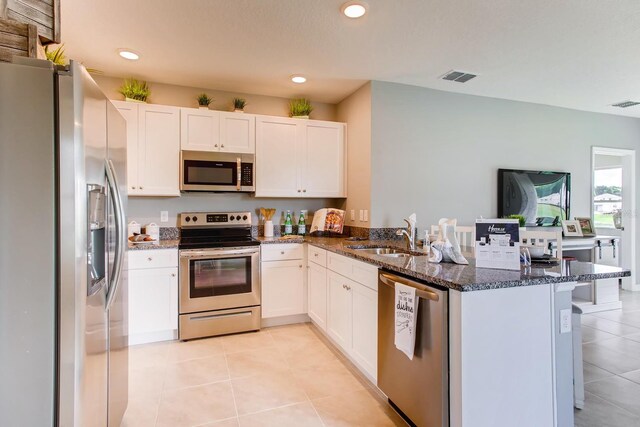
[180,151,255,192]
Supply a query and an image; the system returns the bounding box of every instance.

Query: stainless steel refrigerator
[0,58,128,426]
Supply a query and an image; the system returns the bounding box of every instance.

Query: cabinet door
[307,262,327,330]
[138,105,181,196]
[327,271,353,350]
[113,101,140,195]
[255,117,303,197]
[220,112,255,154]
[261,260,305,318]
[128,267,178,344]
[302,121,346,197]
[351,281,378,380]
[180,108,220,152]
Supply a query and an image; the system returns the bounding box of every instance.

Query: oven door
[179,247,260,314]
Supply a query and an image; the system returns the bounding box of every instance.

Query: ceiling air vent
[441,70,477,83]
[611,100,640,108]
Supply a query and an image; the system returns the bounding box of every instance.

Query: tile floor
[575,289,640,427]
[122,323,406,427]
[124,290,640,427]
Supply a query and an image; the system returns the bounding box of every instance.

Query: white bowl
[528,247,546,258]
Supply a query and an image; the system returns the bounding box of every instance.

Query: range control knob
[230,215,235,221]
[243,215,248,220]
[185,216,191,222]
[192,216,198,222]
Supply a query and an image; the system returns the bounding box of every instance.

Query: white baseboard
[261,314,310,328]
[129,329,177,346]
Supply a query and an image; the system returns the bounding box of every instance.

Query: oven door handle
[236,157,242,191]
[180,248,260,259]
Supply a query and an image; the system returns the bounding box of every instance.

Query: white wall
[336,82,372,227]
[369,80,640,275]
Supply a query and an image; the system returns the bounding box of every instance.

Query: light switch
[359,210,364,221]
[363,210,368,222]
[160,211,169,223]
[350,210,355,221]
[560,309,571,334]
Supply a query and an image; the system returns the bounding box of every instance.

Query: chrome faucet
[396,218,416,250]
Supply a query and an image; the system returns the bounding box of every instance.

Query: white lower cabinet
[351,281,378,379]
[307,261,328,330]
[327,270,354,350]
[128,249,179,345]
[261,244,306,319]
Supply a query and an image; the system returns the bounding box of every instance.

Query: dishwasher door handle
[380,273,440,302]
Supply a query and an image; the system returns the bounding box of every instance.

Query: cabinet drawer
[351,259,378,291]
[327,252,352,278]
[261,243,304,261]
[308,245,327,267]
[129,249,178,270]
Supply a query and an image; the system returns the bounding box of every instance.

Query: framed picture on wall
[562,220,583,237]
[575,217,596,237]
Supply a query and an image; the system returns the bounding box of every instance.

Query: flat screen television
[498,169,570,226]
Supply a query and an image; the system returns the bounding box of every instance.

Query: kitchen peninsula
[130,234,630,427]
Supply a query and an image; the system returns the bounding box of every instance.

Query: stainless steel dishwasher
[378,271,449,427]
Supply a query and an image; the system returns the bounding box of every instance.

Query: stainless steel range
[178,211,261,340]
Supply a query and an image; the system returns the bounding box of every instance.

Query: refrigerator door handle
[105,158,126,310]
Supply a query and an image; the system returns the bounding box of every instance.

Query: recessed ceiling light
[291,75,307,84]
[341,1,368,18]
[118,49,140,61]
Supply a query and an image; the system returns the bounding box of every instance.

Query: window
[593,167,622,228]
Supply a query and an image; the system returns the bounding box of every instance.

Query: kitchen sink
[348,247,413,257]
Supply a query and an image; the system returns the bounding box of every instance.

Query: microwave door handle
[105,159,126,311]
[237,157,241,191]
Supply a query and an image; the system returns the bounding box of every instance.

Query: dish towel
[395,282,419,360]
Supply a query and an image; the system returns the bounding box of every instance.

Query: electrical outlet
[359,210,364,221]
[363,210,368,222]
[350,210,355,221]
[160,211,169,223]
[560,309,571,334]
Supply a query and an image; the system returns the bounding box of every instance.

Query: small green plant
[119,79,150,102]
[289,98,313,117]
[45,44,67,66]
[233,98,247,110]
[197,93,213,107]
[506,214,526,227]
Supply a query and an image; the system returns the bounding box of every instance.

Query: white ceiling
[61,0,640,116]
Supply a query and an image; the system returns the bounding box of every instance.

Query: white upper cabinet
[255,116,346,198]
[303,121,346,197]
[255,116,303,197]
[113,101,180,197]
[220,112,255,153]
[180,108,220,152]
[181,109,255,154]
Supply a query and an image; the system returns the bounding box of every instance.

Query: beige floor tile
[596,337,640,358]
[582,343,640,374]
[222,331,276,354]
[291,358,366,399]
[583,362,615,384]
[166,337,225,362]
[581,316,640,337]
[156,381,236,427]
[585,376,640,416]
[621,369,640,385]
[231,371,308,415]
[199,417,240,427]
[226,346,289,379]
[121,396,159,427]
[574,391,640,427]
[312,389,407,426]
[284,339,339,369]
[238,401,323,427]
[129,342,170,369]
[129,364,166,402]
[581,326,618,344]
[164,354,230,390]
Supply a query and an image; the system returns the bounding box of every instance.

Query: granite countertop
[128,239,180,251]
[301,237,631,292]
[126,235,630,292]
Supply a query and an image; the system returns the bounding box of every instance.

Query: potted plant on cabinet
[197,93,213,109]
[233,98,246,112]
[119,79,150,103]
[289,98,313,119]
